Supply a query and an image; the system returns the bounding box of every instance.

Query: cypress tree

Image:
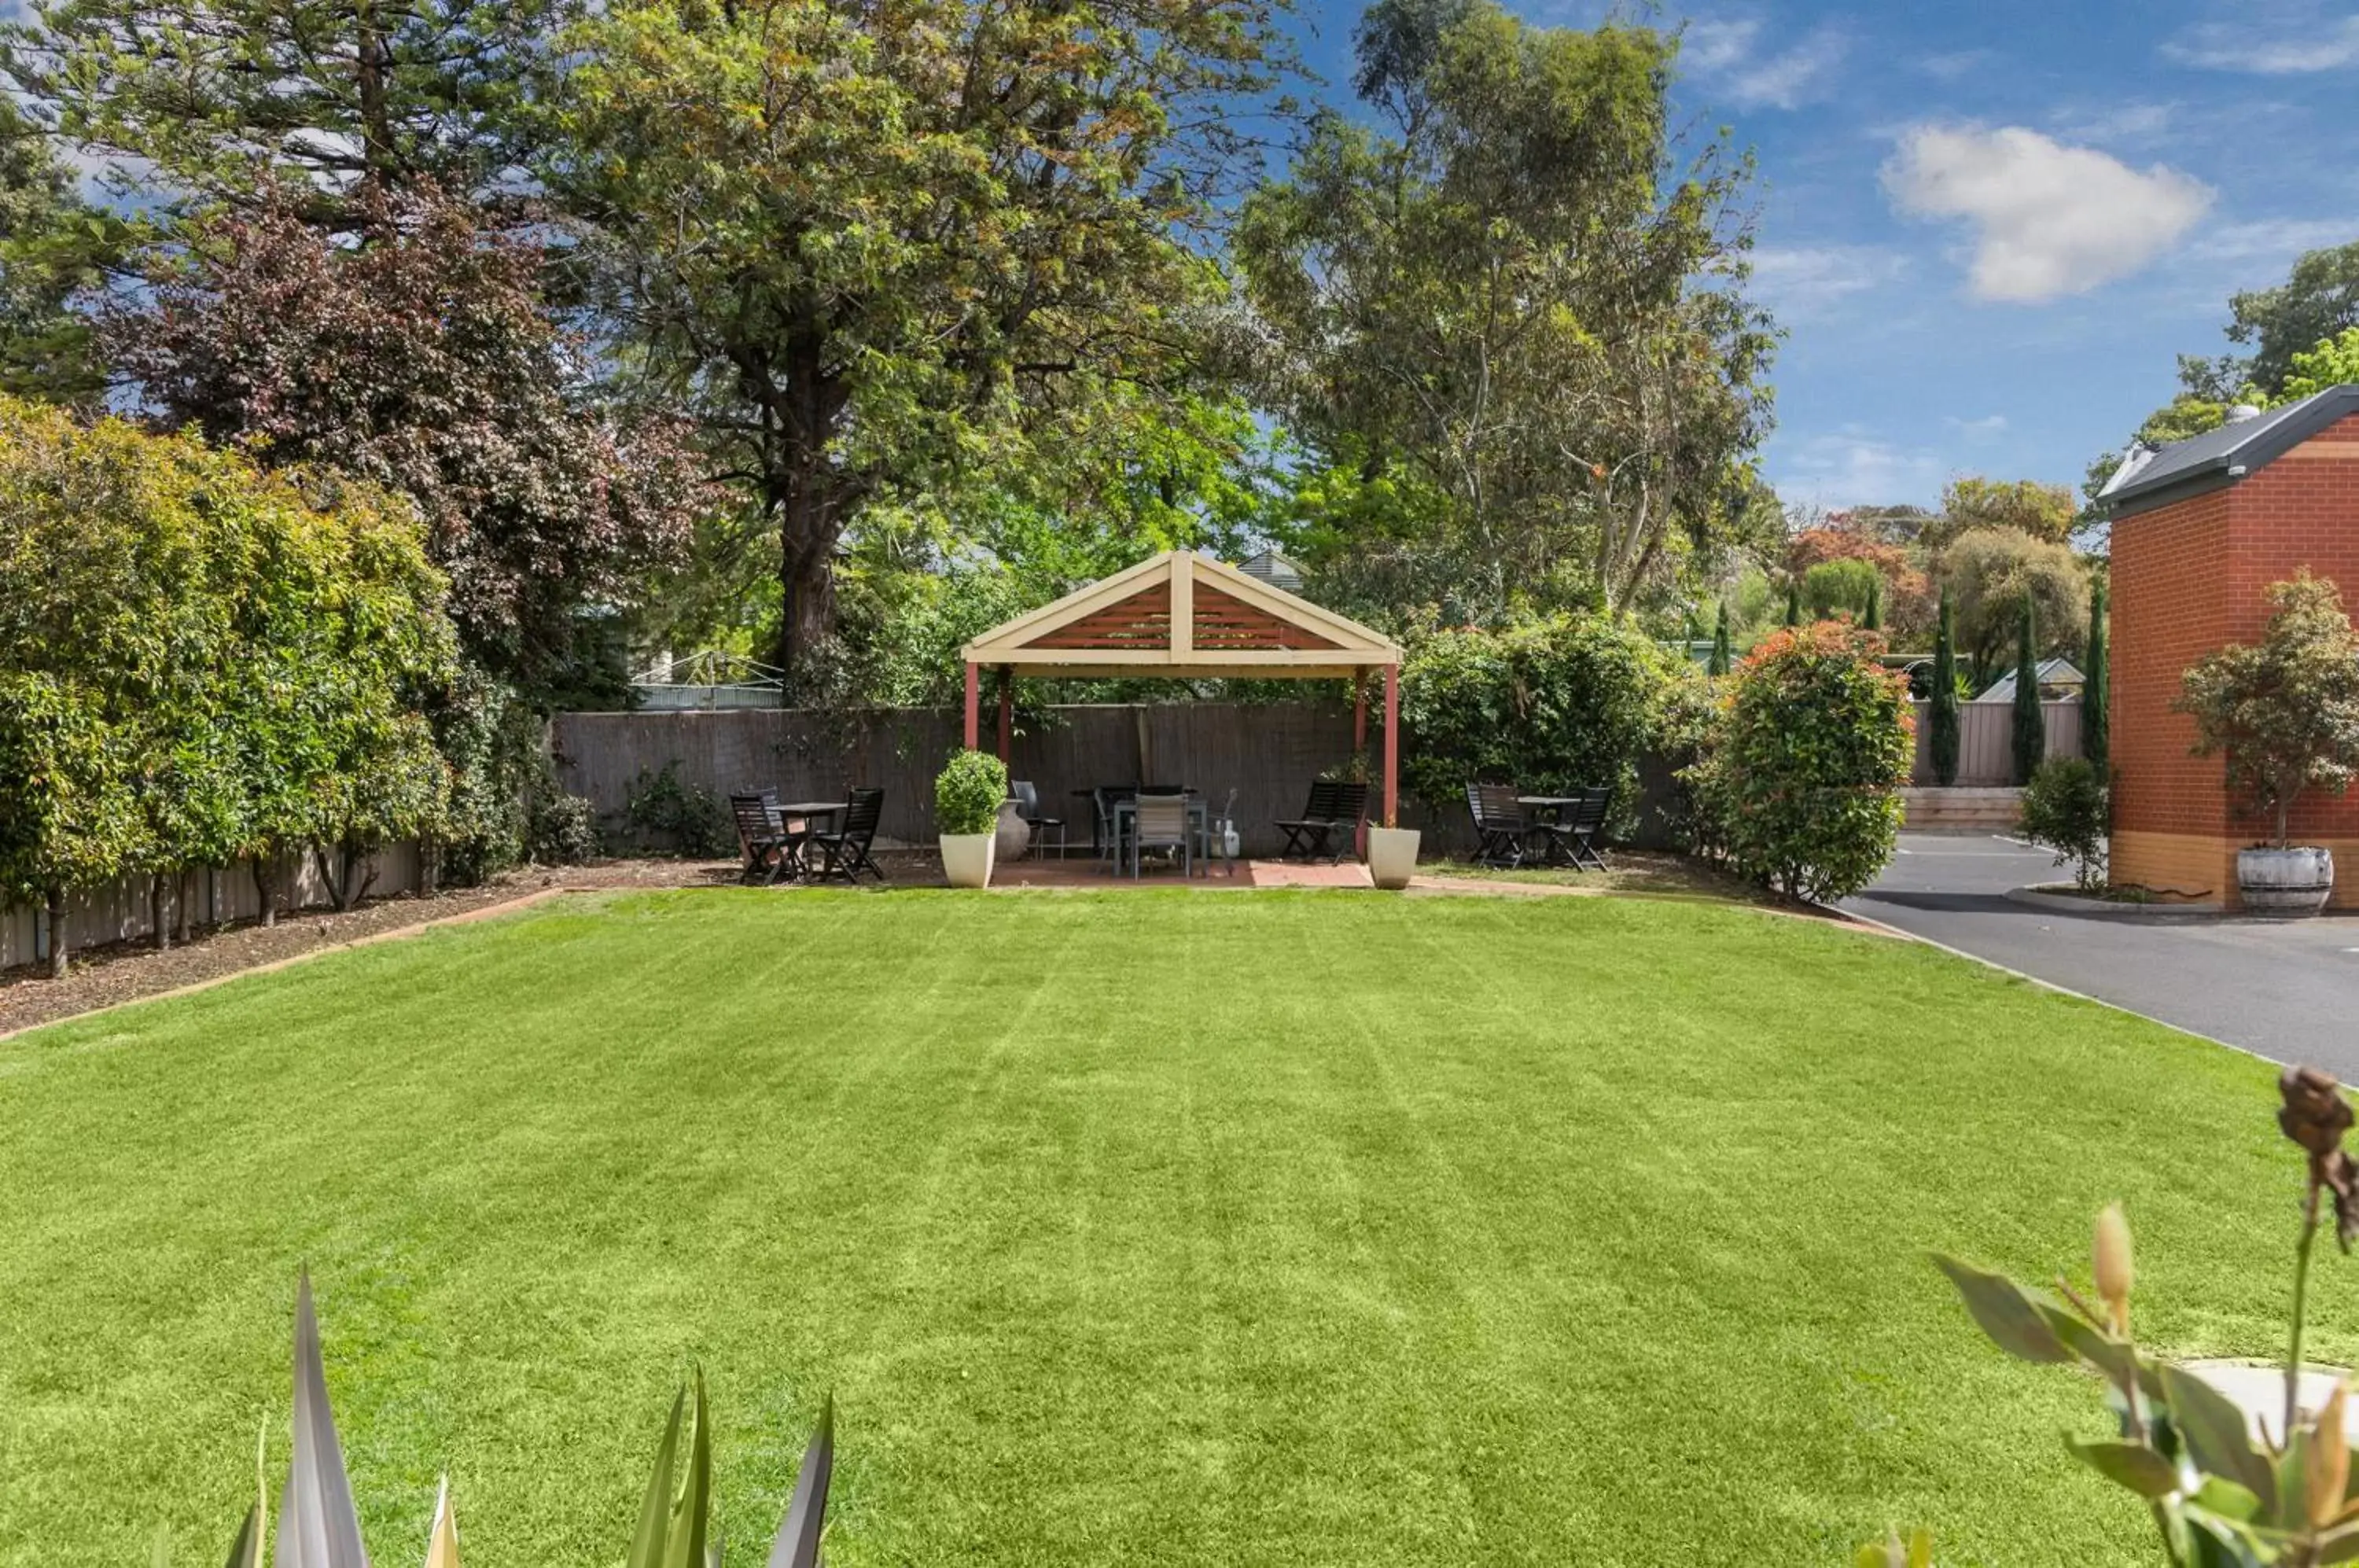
[2011,588,2044,786]
[1709,599,1732,676]
[1931,592,1960,786]
[1783,582,1801,628]
[2083,580,2108,775]
[1863,576,1882,631]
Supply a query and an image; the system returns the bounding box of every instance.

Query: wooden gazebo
[960,551,1407,826]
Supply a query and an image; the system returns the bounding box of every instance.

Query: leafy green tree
[1236,1,1772,617]
[1802,558,1877,620]
[2215,239,2359,399]
[0,96,118,404]
[2084,581,2109,776]
[1937,527,2089,684]
[536,0,1284,673]
[2011,591,2044,786]
[0,396,458,963]
[1709,600,1732,677]
[4,0,566,214]
[2176,569,2359,848]
[2273,326,2359,403]
[1931,476,2077,548]
[1930,593,1960,786]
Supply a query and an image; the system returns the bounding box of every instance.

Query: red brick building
[2102,385,2359,907]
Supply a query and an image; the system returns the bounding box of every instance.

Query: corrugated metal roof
[2100,385,2359,515]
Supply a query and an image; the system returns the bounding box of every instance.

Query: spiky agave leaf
[421,1478,458,1568]
[661,1372,713,1568]
[626,1389,687,1568]
[274,1272,370,1568]
[766,1395,834,1568]
[220,1507,259,1568]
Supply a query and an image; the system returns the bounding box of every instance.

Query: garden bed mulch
[0,859,740,1040]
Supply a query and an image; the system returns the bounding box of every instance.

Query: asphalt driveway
[1844,833,2359,1075]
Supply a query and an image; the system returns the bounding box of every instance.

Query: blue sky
[1283,0,2359,512]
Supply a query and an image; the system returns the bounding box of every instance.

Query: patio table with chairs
[728,787,885,885]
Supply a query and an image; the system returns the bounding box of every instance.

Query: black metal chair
[1538,786,1612,871]
[730,792,788,885]
[1011,780,1064,859]
[1466,783,1531,869]
[808,787,886,882]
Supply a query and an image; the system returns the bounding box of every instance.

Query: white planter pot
[1367,826,1421,890]
[995,798,1032,861]
[940,832,996,889]
[2239,845,2333,918]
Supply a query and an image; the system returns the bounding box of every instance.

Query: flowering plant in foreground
[1908,1066,2359,1566]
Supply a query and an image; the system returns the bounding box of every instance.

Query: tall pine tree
[1783,582,1801,628]
[2084,580,2109,775]
[2011,589,2044,786]
[1931,591,1960,786]
[1863,576,1882,631]
[1709,600,1732,676]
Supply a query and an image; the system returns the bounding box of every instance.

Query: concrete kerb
[2004,883,2228,918]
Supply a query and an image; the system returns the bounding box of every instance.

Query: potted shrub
[935,748,1008,889]
[1367,814,1419,889]
[2176,569,2359,916]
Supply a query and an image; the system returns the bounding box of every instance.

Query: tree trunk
[764,322,852,676]
[44,884,65,979]
[151,872,171,951]
[253,858,278,928]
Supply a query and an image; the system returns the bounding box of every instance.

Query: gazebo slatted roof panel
[962,552,1400,675]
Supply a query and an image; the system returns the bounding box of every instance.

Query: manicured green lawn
[0,889,2339,1566]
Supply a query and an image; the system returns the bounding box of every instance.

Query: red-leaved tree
[112,184,711,701]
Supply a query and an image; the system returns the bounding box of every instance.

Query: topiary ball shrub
[1691,622,1914,904]
[934,748,1008,837]
[2019,756,2109,892]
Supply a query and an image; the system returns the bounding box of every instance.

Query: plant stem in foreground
[2290,1186,2323,1444]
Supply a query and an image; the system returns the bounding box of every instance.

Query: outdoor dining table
[1517,796,1584,867]
[772,800,844,881]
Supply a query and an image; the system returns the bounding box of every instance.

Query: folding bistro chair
[1273,779,1342,861]
[1129,793,1191,878]
[1011,780,1065,859]
[808,787,886,882]
[730,792,788,885]
[1543,786,1611,871]
[1465,783,1531,869]
[1321,782,1369,864]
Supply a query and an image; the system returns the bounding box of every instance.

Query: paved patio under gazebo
[959,552,1406,862]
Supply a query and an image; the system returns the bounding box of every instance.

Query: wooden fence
[0,843,425,972]
[551,704,1366,858]
[1908,699,2083,786]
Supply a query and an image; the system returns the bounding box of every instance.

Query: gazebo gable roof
[962,551,1399,672]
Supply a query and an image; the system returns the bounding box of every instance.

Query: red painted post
[997,669,1013,767]
[963,662,980,749]
[1353,673,1369,858]
[1382,662,1400,828]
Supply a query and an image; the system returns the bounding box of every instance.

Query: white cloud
[1945,414,2008,443]
[1882,125,2214,303]
[2162,8,2359,73]
[2048,101,2175,147]
[1746,245,1908,318]
[1684,17,1847,111]
[1777,431,1946,508]
[1915,49,1992,81]
[2183,216,2359,264]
